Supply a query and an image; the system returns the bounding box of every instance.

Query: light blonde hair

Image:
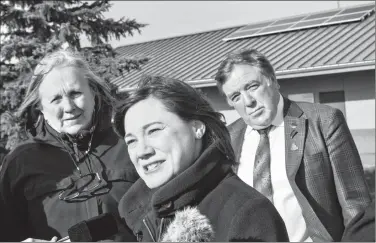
[18,49,115,122]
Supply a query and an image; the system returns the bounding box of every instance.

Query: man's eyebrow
[245,79,259,85]
[124,121,163,138]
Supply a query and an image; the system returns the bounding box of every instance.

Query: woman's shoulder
[4,141,44,164]
[201,174,289,241]
[216,173,270,202]
[0,142,49,186]
[201,173,277,216]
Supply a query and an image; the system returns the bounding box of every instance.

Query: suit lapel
[228,118,247,173]
[283,98,333,241]
[283,98,306,178]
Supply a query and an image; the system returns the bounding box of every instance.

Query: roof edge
[117,61,375,92]
[116,3,375,48]
[276,60,375,79]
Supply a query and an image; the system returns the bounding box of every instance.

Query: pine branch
[1,0,149,150]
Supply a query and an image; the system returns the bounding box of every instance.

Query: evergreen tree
[0,0,148,151]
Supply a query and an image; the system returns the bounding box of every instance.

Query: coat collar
[282,97,333,241]
[228,118,247,165]
[121,143,233,226]
[25,104,113,152]
[282,97,307,178]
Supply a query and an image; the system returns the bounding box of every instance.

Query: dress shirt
[237,94,312,242]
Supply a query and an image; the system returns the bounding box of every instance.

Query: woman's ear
[192,120,206,139]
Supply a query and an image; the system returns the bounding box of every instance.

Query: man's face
[221,64,280,129]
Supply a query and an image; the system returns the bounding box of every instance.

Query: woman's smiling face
[38,66,95,134]
[123,96,203,189]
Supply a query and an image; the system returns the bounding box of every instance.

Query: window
[319,90,346,116]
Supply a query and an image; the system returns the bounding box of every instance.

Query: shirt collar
[272,94,284,127]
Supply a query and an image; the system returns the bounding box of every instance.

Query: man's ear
[191,120,206,139]
[275,81,280,89]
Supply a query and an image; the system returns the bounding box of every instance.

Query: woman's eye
[231,95,240,102]
[51,96,61,103]
[71,92,82,98]
[247,84,259,90]
[148,128,161,135]
[125,139,135,146]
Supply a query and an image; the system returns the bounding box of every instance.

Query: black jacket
[0,112,138,241]
[118,144,289,242]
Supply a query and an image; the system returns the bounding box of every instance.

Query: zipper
[157,217,165,242]
[72,142,80,162]
[143,218,156,242]
[136,232,143,241]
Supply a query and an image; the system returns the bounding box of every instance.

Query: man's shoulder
[290,100,343,121]
[227,118,246,133]
[293,100,335,112]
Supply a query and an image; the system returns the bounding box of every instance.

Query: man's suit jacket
[228,97,371,242]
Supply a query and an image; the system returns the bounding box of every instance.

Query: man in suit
[214,49,372,242]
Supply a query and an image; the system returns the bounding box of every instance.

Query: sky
[81,1,374,47]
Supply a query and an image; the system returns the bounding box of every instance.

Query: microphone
[66,213,119,242]
[161,206,214,242]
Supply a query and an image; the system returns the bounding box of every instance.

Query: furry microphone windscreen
[161,206,214,242]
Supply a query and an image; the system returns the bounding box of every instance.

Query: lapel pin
[290,123,297,129]
[290,130,298,139]
[291,143,298,151]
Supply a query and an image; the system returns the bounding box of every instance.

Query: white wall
[343,71,375,130]
[199,87,240,125]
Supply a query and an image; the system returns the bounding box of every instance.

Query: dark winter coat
[0,111,139,241]
[118,143,289,242]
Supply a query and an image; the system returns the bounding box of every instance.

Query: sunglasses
[58,172,109,202]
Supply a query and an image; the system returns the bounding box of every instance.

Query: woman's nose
[61,98,76,112]
[136,141,155,160]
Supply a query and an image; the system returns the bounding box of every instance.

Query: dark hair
[214,49,277,94]
[112,75,235,162]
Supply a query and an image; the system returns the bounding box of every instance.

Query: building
[111,3,375,168]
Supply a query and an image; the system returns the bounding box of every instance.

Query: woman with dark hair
[112,75,289,242]
[0,50,138,242]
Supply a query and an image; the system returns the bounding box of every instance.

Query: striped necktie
[253,126,274,203]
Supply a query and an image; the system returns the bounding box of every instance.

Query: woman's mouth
[143,160,165,174]
[65,114,81,121]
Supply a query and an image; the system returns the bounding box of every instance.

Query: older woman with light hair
[0,49,138,242]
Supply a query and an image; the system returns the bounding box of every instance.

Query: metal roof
[112,4,375,91]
